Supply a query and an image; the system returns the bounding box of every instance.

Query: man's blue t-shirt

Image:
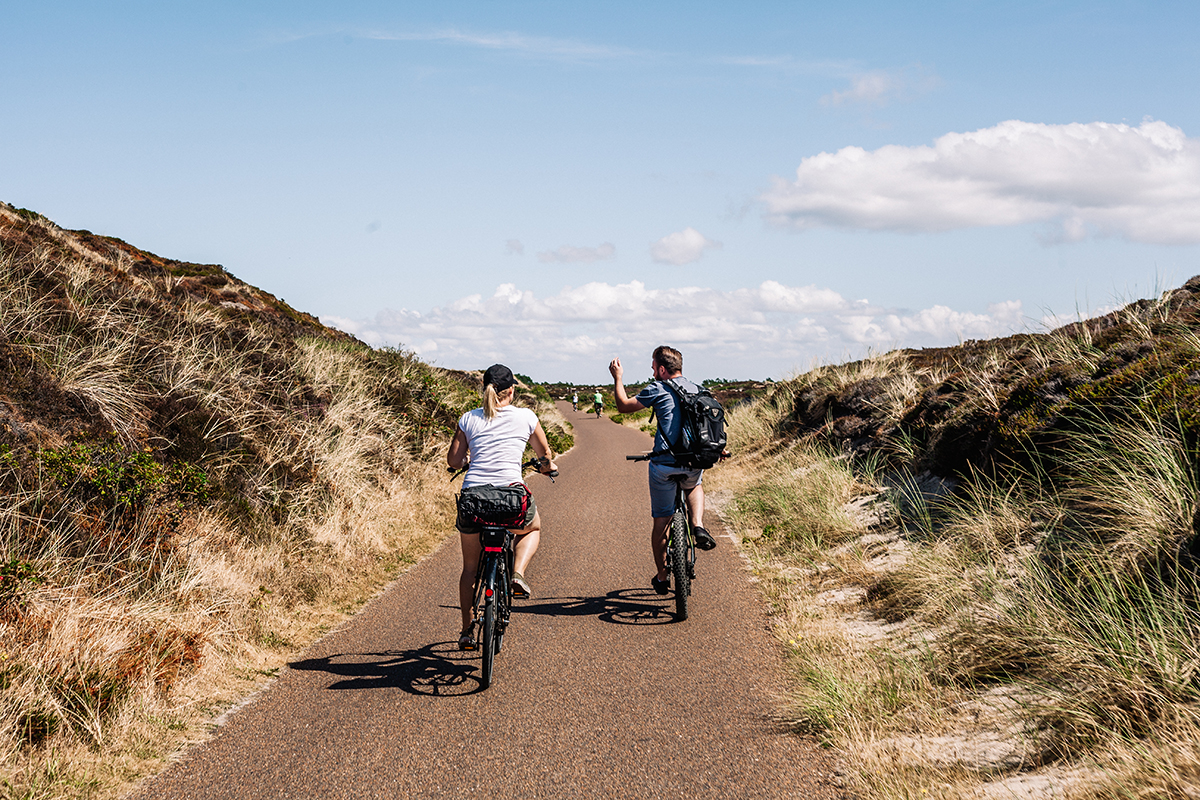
[635,377,701,466]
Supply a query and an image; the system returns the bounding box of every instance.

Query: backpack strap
[660,378,692,462]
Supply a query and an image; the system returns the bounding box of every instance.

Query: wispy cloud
[537,243,616,263]
[322,281,1023,380]
[650,227,722,265]
[713,55,857,74]
[286,26,648,62]
[762,119,1200,245]
[820,65,940,107]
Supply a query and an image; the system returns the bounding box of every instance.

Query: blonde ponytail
[482,384,499,419]
[482,384,514,420]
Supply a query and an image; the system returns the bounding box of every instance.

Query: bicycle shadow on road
[514,587,679,625]
[289,642,487,697]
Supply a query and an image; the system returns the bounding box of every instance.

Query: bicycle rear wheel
[480,559,499,688]
[494,554,510,654]
[670,510,690,620]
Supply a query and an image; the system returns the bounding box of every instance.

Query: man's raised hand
[608,357,623,382]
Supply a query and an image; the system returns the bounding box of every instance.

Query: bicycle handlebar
[625,451,732,463]
[447,458,558,482]
[522,457,558,482]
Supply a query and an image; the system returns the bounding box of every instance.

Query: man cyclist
[608,345,717,595]
[592,390,604,417]
[571,391,579,411]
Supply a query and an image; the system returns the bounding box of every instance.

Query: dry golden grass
[713,356,1200,800]
[0,207,496,798]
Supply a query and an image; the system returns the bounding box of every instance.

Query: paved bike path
[135,403,840,799]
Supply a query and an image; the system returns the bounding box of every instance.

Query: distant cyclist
[592,390,604,417]
[572,391,579,411]
[609,346,717,594]
[446,364,558,649]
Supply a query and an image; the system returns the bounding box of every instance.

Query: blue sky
[5,1,1200,382]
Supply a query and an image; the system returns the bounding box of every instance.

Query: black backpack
[662,379,727,469]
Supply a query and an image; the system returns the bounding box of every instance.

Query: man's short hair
[652,345,683,374]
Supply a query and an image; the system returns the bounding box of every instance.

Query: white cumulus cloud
[537,242,616,263]
[321,281,1023,381]
[762,119,1200,245]
[650,227,723,265]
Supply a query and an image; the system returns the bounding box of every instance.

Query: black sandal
[458,622,477,651]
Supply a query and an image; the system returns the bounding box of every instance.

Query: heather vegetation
[711,281,1200,798]
[0,203,570,798]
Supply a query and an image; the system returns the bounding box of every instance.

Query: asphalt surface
[134,403,841,799]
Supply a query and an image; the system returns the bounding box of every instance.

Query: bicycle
[450,458,556,688]
[626,454,695,620]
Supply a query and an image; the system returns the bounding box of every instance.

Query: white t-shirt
[458,405,539,488]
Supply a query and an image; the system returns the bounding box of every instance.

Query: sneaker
[458,623,477,651]
[651,575,670,595]
[511,573,531,599]
[693,526,717,551]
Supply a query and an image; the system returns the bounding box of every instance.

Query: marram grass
[713,351,1200,800]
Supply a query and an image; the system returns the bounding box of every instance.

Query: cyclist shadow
[516,587,678,625]
[289,642,487,697]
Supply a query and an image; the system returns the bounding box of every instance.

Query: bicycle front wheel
[670,510,690,620]
[480,559,499,688]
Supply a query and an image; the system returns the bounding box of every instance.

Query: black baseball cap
[483,364,516,391]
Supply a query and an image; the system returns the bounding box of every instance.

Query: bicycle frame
[473,526,514,632]
[626,453,698,619]
[470,524,514,688]
[449,457,555,688]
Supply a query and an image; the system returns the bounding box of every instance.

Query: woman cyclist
[446,364,558,650]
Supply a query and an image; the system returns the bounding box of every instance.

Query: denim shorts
[648,461,703,518]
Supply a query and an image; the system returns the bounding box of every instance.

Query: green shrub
[37,441,209,512]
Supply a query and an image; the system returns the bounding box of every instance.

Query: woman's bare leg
[459,533,482,631]
[512,511,542,576]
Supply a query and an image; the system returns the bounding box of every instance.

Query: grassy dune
[0,204,570,798]
[15,190,1200,798]
[710,283,1200,798]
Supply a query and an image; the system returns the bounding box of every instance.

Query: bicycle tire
[670,509,690,620]
[480,559,498,688]
[495,554,509,655]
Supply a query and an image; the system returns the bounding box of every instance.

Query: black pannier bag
[456,483,531,529]
[663,379,727,470]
